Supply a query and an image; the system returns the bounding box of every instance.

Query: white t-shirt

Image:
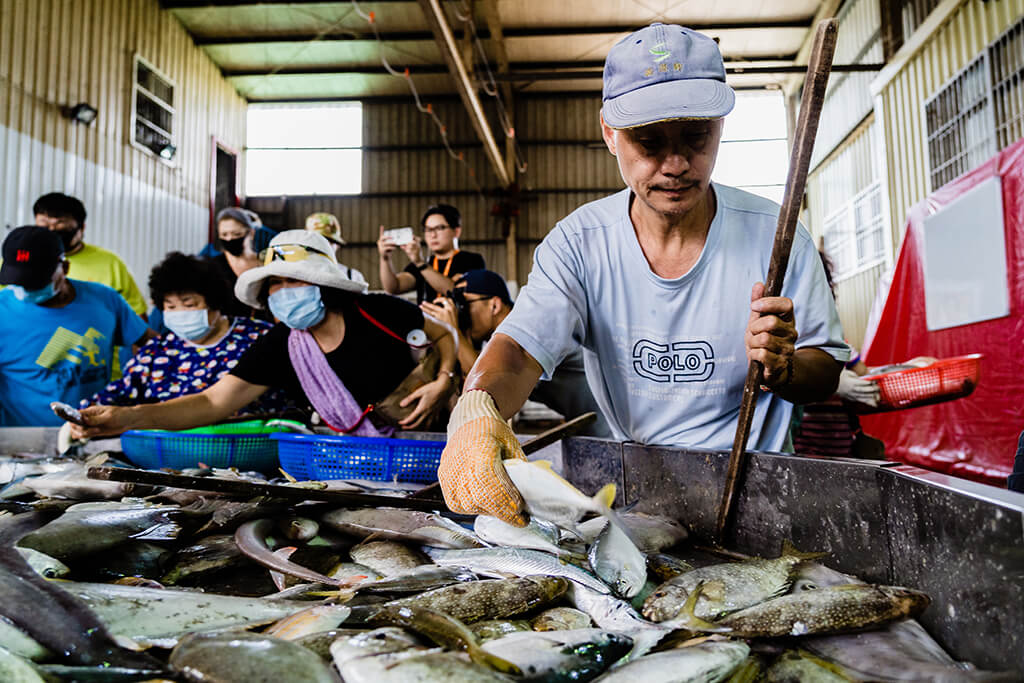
[497,184,849,451]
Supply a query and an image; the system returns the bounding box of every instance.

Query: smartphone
[51,401,87,426]
[383,227,415,246]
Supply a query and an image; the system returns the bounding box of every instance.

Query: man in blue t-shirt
[0,226,151,426]
[437,24,850,526]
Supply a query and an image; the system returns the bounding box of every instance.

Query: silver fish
[567,583,671,662]
[425,547,610,594]
[481,629,632,682]
[15,547,69,578]
[0,644,46,683]
[578,513,689,553]
[59,581,314,646]
[332,638,512,683]
[358,565,478,593]
[323,507,482,549]
[474,516,575,557]
[593,640,750,682]
[235,519,360,587]
[18,502,182,560]
[502,460,632,541]
[171,631,337,683]
[350,540,430,577]
[530,607,592,632]
[588,520,646,598]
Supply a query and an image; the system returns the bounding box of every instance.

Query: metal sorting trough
[560,436,1024,674]
[3,428,1020,672]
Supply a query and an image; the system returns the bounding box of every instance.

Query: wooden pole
[715,19,839,543]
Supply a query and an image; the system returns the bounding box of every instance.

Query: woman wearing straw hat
[71,230,458,438]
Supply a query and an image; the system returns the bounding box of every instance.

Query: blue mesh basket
[273,433,445,483]
[120,421,281,472]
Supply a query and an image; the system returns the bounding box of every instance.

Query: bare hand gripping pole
[715,19,838,543]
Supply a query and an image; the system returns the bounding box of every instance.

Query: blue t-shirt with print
[84,316,291,414]
[0,279,148,426]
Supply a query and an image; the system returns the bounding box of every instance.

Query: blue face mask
[164,308,212,341]
[9,282,58,305]
[268,285,326,330]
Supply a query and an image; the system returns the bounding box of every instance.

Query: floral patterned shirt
[84,317,291,414]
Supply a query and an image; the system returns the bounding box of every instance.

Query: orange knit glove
[438,390,528,526]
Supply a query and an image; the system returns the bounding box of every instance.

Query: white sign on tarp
[922,175,1009,331]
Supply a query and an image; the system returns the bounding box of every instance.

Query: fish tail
[780,539,828,562]
[468,643,523,675]
[593,483,617,508]
[670,582,730,633]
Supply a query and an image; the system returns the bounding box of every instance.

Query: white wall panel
[1,122,206,301]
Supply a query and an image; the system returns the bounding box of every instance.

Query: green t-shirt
[66,243,147,315]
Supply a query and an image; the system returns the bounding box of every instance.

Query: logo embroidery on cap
[15,250,29,262]
[649,43,671,63]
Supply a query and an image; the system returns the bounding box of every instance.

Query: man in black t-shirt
[378,204,485,303]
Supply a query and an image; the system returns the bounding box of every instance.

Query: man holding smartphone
[378,204,485,303]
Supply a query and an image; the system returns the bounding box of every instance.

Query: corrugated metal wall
[807,120,884,348]
[257,94,622,290]
[809,0,884,169]
[0,0,247,299]
[874,0,1024,247]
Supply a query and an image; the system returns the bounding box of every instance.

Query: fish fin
[593,483,616,508]
[670,582,731,633]
[780,539,828,562]
[270,547,297,591]
[468,644,523,676]
[130,521,182,541]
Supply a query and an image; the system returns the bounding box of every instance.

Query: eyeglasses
[258,244,331,266]
[423,225,453,235]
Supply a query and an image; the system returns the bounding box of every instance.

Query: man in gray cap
[437,24,849,525]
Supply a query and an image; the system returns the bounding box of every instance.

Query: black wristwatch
[417,262,430,271]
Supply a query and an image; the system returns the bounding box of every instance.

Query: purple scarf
[288,328,391,437]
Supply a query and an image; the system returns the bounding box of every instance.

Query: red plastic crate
[861,354,981,411]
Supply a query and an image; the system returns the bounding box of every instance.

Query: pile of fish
[0,450,1014,682]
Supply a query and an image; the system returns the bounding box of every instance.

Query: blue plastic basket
[273,433,445,483]
[120,422,281,472]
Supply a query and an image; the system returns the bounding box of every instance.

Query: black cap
[0,226,65,289]
[458,269,513,306]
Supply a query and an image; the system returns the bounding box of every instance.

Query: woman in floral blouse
[84,252,290,414]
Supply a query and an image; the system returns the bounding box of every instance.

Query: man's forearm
[456,333,479,375]
[772,348,842,404]
[420,268,456,296]
[464,333,543,419]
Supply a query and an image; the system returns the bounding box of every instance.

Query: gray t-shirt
[497,184,849,451]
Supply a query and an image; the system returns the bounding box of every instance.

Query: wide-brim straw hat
[235,229,366,309]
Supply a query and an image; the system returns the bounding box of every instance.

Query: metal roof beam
[189,20,813,46]
[416,0,509,186]
[495,63,886,81]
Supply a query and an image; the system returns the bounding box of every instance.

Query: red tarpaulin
[861,138,1024,486]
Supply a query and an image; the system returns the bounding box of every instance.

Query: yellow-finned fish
[502,460,634,542]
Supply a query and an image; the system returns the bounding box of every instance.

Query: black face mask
[55,228,79,251]
[219,236,247,257]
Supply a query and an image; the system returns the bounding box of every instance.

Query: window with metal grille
[924,17,1024,191]
[823,180,886,280]
[131,55,176,164]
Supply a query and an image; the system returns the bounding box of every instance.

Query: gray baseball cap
[602,23,735,129]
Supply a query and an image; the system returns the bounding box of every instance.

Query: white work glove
[836,369,880,407]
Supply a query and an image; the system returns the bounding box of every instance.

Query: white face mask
[164,308,212,341]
